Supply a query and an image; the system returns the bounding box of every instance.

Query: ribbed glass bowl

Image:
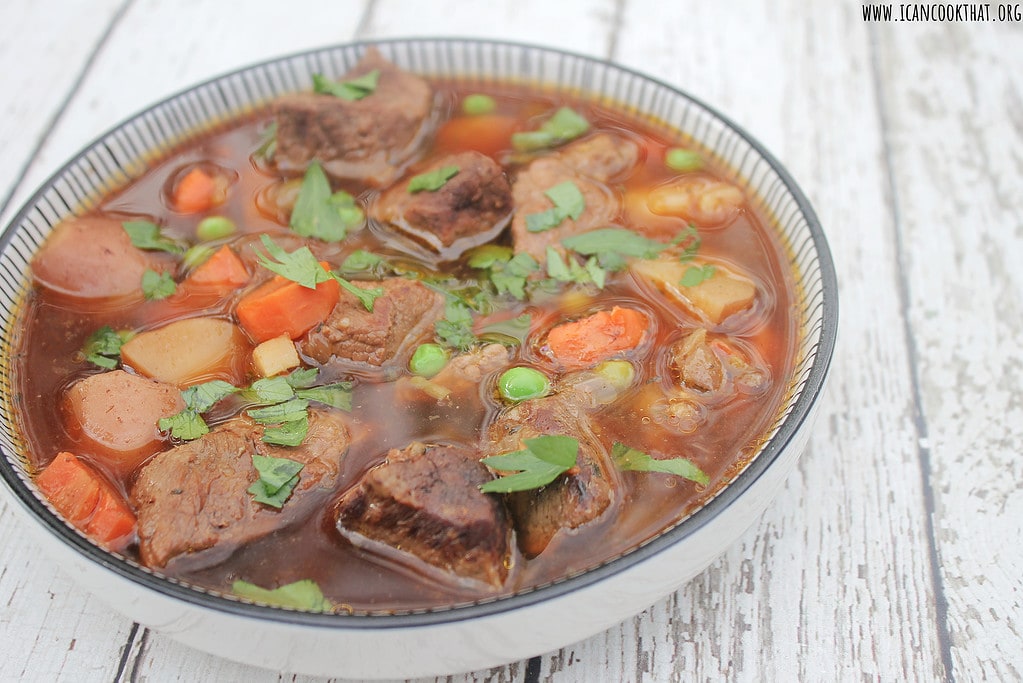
[0,38,836,679]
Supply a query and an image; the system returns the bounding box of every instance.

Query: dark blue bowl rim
[0,36,838,630]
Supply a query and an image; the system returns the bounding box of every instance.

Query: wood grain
[0,1,1020,681]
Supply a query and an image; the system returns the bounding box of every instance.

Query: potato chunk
[632,258,756,324]
[252,335,300,378]
[121,317,249,387]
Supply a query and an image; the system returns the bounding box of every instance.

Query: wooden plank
[873,18,1023,681]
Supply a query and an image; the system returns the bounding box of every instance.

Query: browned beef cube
[485,395,617,557]
[130,410,350,568]
[336,442,512,588]
[273,49,434,188]
[302,278,445,372]
[555,132,640,182]
[371,151,513,259]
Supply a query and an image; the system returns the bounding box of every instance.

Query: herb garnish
[247,453,304,508]
[434,296,477,351]
[479,435,579,493]
[525,180,585,233]
[81,326,130,369]
[312,69,380,101]
[679,264,717,287]
[141,269,176,300]
[340,249,384,273]
[467,245,540,300]
[158,379,237,440]
[511,107,590,152]
[408,165,459,193]
[122,220,185,255]
[674,224,702,262]
[253,120,277,162]
[290,162,364,242]
[232,579,332,612]
[545,247,606,289]
[611,442,709,486]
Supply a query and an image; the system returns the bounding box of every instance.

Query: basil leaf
[523,435,578,467]
[123,220,185,255]
[612,442,709,486]
[290,162,364,242]
[232,579,332,612]
[312,69,380,101]
[408,165,459,193]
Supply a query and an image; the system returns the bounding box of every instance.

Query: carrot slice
[546,306,647,369]
[35,452,136,551]
[236,268,340,343]
[173,167,220,213]
[435,114,519,158]
[179,245,250,302]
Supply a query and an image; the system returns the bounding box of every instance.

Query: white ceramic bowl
[0,38,837,679]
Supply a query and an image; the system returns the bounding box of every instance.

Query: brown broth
[13,79,798,612]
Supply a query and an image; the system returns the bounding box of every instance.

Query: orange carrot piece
[35,451,136,550]
[183,245,249,294]
[435,114,519,158]
[236,268,340,343]
[546,306,647,369]
[173,167,219,213]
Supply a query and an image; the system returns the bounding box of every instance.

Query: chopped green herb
[490,252,540,299]
[312,69,380,101]
[674,224,702,262]
[562,228,668,261]
[462,93,496,115]
[295,383,353,411]
[247,453,304,507]
[665,148,704,173]
[611,442,709,486]
[249,376,296,403]
[435,297,477,351]
[181,380,237,412]
[340,249,384,272]
[290,162,364,242]
[261,416,309,447]
[253,120,277,162]
[285,367,319,389]
[81,326,128,369]
[328,272,383,312]
[232,579,332,612]
[467,244,514,270]
[680,264,717,287]
[248,397,310,425]
[141,269,176,300]
[480,435,579,493]
[158,410,209,441]
[407,165,459,193]
[544,247,606,288]
[525,181,585,233]
[123,220,185,255]
[511,107,590,152]
[256,234,330,289]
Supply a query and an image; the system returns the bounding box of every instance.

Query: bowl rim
[0,36,838,629]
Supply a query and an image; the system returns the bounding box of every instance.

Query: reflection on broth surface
[15,50,797,613]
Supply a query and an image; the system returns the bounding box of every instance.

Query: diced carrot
[236,267,340,343]
[178,245,250,304]
[546,306,648,369]
[173,167,220,213]
[435,114,519,158]
[35,451,136,551]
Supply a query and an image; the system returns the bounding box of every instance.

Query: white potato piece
[647,176,745,227]
[251,335,301,378]
[632,258,757,324]
[121,317,249,387]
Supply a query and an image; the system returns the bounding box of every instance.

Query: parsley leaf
[328,272,383,312]
[232,579,332,612]
[285,367,319,389]
[679,264,717,287]
[408,165,459,193]
[340,249,384,273]
[561,228,668,261]
[480,435,579,493]
[467,245,514,269]
[469,246,539,300]
[295,383,353,411]
[673,224,702,262]
[611,442,709,486]
[261,417,309,447]
[525,181,585,233]
[290,162,364,242]
[141,269,176,300]
[158,410,209,440]
[435,296,477,351]
[81,326,129,369]
[249,376,296,403]
[256,234,330,289]
[123,220,185,255]
[247,397,310,424]
[312,69,380,101]
[511,107,590,152]
[544,247,606,288]
[247,453,304,508]
[181,380,237,412]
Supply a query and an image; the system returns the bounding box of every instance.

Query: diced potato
[64,370,184,475]
[647,177,745,227]
[632,258,757,324]
[252,334,301,378]
[121,317,249,387]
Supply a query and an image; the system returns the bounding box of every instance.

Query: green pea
[409,343,449,378]
[593,360,636,391]
[498,367,550,402]
[665,148,704,173]
[462,93,497,116]
[196,215,237,241]
[181,244,215,270]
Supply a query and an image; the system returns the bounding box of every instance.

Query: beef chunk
[670,328,770,398]
[336,442,511,588]
[510,158,618,262]
[273,49,434,188]
[485,394,617,557]
[555,132,640,182]
[302,278,445,373]
[131,410,350,568]
[371,151,513,259]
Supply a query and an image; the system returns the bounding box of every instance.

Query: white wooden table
[1,1,1020,680]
